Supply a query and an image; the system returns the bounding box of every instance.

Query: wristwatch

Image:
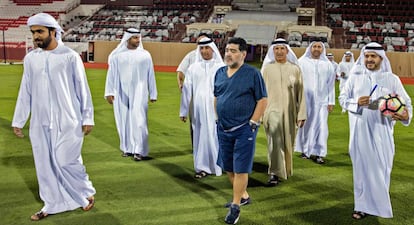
[249,119,260,131]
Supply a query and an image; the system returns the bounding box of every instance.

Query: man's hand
[392,108,409,121]
[106,96,114,104]
[328,105,334,113]
[177,72,185,92]
[13,127,24,138]
[297,120,305,128]
[82,125,93,136]
[358,96,371,106]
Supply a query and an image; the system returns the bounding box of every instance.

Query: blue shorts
[216,123,258,173]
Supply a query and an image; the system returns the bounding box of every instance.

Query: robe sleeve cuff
[347,102,360,114]
[11,122,24,128]
[104,92,115,98]
[82,118,94,126]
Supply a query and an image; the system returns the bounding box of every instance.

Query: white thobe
[295,58,335,157]
[177,50,196,74]
[12,44,96,214]
[105,49,157,156]
[337,61,354,93]
[177,50,196,133]
[339,70,412,218]
[330,61,338,77]
[180,59,224,176]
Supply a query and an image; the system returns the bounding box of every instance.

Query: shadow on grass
[151,160,231,217]
[252,161,268,173]
[147,120,194,158]
[152,160,225,193]
[148,147,192,159]
[52,211,122,225]
[291,204,381,225]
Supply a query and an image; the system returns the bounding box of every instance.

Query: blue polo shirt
[214,64,267,130]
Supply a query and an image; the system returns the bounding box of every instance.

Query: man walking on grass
[214,37,267,224]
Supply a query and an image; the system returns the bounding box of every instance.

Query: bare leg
[228,172,249,205]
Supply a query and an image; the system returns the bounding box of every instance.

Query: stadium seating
[3,0,414,61]
[326,0,414,51]
[60,1,214,43]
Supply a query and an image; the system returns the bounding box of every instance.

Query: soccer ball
[378,94,406,118]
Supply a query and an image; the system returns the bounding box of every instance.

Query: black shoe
[267,175,279,187]
[122,152,133,157]
[301,153,309,159]
[224,197,251,208]
[315,156,325,164]
[133,154,142,161]
[225,204,240,224]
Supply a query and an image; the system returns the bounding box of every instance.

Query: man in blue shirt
[214,37,267,224]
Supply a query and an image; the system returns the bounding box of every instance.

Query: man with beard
[214,37,267,224]
[12,13,96,221]
[180,37,224,179]
[339,42,412,220]
[295,40,336,164]
[261,38,307,186]
[105,28,157,161]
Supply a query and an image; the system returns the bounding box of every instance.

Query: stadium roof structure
[234,24,277,46]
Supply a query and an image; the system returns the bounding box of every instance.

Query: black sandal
[30,211,48,221]
[194,171,209,179]
[352,211,368,220]
[267,175,280,187]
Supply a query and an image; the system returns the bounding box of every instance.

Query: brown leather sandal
[82,196,95,211]
[30,211,48,221]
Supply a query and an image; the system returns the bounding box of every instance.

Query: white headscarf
[299,41,329,62]
[341,51,355,63]
[262,38,298,68]
[27,13,64,42]
[108,28,143,63]
[194,37,223,64]
[352,42,392,74]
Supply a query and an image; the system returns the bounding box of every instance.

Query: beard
[225,57,239,68]
[366,62,379,70]
[227,61,240,68]
[35,35,52,49]
[311,51,321,59]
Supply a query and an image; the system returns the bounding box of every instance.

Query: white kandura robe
[177,50,196,74]
[12,44,96,214]
[180,59,224,176]
[295,58,335,157]
[337,61,354,93]
[105,49,157,156]
[339,70,412,218]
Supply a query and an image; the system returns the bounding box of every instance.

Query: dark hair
[198,32,211,38]
[46,27,57,37]
[227,37,247,52]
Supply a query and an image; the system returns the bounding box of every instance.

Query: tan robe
[262,62,307,179]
